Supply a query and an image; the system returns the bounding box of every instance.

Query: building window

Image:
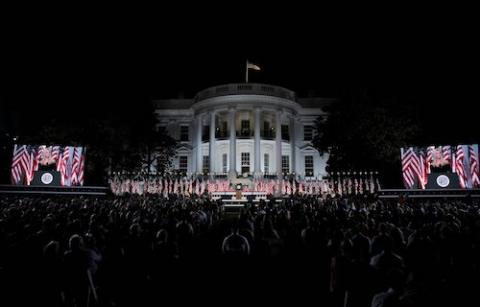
[264,153,269,174]
[263,121,270,132]
[241,152,250,166]
[180,126,189,141]
[240,120,250,136]
[282,155,290,174]
[281,125,290,140]
[202,156,209,174]
[222,154,228,173]
[217,121,228,138]
[202,125,209,142]
[241,152,250,174]
[179,156,188,173]
[304,125,313,141]
[305,155,314,177]
[263,121,273,138]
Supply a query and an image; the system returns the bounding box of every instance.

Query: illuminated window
[241,120,250,136]
[222,154,228,173]
[180,126,189,141]
[264,153,269,173]
[282,155,290,174]
[241,152,250,174]
[178,156,188,173]
[202,156,209,174]
[305,156,314,177]
[304,125,313,141]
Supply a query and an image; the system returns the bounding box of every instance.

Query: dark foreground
[1,194,479,306]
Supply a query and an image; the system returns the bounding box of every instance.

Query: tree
[313,88,422,187]
[17,100,176,185]
[136,108,177,175]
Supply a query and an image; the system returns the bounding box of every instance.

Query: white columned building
[195,114,203,173]
[228,107,237,179]
[209,111,216,177]
[154,83,333,180]
[253,106,261,178]
[275,110,282,177]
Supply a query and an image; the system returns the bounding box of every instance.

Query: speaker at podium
[31,170,61,186]
[235,183,243,199]
[426,171,460,189]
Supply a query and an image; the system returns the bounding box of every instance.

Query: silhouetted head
[42,217,54,233]
[129,223,141,236]
[69,234,83,251]
[156,229,168,243]
[43,240,60,258]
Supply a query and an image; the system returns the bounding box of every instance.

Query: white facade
[154,83,333,180]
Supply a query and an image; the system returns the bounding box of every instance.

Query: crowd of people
[1,193,479,306]
[108,172,381,196]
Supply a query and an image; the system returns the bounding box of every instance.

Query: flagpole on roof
[246,60,260,83]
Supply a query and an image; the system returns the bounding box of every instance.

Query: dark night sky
[1,12,479,141]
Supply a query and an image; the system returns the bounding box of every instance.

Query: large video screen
[401,145,479,189]
[11,145,86,186]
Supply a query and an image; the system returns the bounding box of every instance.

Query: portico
[154,83,332,180]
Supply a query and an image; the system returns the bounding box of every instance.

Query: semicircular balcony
[200,110,292,143]
[194,83,296,102]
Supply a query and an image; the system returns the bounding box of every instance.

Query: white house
[154,83,333,180]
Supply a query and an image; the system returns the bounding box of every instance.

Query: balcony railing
[215,131,229,139]
[237,129,253,138]
[202,131,293,141]
[261,131,275,139]
[195,83,296,102]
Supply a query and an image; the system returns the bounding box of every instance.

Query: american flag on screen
[401,147,421,189]
[469,145,480,188]
[455,145,467,188]
[11,145,86,186]
[11,145,30,184]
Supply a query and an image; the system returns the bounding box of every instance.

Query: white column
[228,108,237,179]
[209,111,215,177]
[190,119,196,174]
[275,110,282,177]
[196,114,203,174]
[290,115,296,177]
[254,107,261,178]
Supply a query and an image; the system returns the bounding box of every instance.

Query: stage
[0,185,109,196]
[378,188,480,199]
[3,184,480,200]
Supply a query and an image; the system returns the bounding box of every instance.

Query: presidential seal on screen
[436,175,450,188]
[41,172,54,185]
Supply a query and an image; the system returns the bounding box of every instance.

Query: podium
[31,170,61,186]
[426,172,460,189]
